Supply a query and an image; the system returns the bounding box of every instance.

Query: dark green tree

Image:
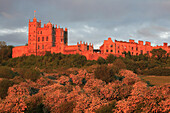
[97,57,106,65]
[106,54,116,63]
[0,41,13,63]
[94,64,116,83]
[150,48,167,60]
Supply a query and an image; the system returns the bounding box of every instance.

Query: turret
[138,40,143,45]
[163,43,168,47]
[129,39,134,43]
[145,41,151,46]
[65,28,67,31]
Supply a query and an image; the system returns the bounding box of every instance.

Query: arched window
[46,36,48,41]
[42,37,44,41]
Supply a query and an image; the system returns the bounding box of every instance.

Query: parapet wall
[12,46,28,58]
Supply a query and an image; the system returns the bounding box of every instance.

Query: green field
[140,75,170,86]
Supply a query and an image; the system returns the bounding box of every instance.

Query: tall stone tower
[28,15,41,55]
[28,11,68,56]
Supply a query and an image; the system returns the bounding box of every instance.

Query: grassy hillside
[140,75,170,86]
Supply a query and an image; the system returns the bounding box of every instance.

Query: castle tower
[28,11,41,55]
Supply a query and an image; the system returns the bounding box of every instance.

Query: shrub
[106,54,116,63]
[94,65,116,83]
[57,101,75,113]
[15,68,41,82]
[0,66,16,79]
[95,100,116,113]
[112,59,126,73]
[0,79,14,99]
[97,57,106,65]
[25,94,45,113]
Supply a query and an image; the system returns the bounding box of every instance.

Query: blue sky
[0,0,170,48]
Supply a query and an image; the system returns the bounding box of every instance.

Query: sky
[0,0,170,49]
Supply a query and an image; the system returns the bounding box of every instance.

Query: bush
[94,65,116,83]
[15,68,41,82]
[95,100,116,113]
[0,79,14,99]
[106,54,116,63]
[57,101,75,113]
[113,59,126,73]
[0,66,16,79]
[25,95,46,113]
[97,57,106,65]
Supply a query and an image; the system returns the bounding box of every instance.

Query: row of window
[117,46,138,51]
[105,49,149,55]
[106,50,113,52]
[38,45,44,49]
[38,36,48,42]
[38,31,43,34]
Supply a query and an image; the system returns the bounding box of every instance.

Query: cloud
[0,33,27,46]
[0,26,27,36]
[159,32,170,39]
[0,0,170,48]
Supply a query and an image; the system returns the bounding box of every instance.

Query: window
[42,37,44,41]
[38,45,40,49]
[111,50,113,52]
[42,45,44,49]
[38,31,39,34]
[118,45,119,49]
[106,50,108,52]
[132,52,133,55]
[110,45,113,47]
[136,47,138,51]
[132,47,133,50]
[136,53,138,55]
[40,31,42,34]
[46,36,48,41]
[140,50,143,55]
[38,37,40,42]
[147,51,149,55]
[118,50,119,53]
[61,39,62,42]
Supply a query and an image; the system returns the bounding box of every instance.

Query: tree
[0,41,13,63]
[106,54,116,63]
[97,57,106,65]
[94,64,116,83]
[150,48,167,60]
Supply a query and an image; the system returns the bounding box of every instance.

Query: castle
[12,15,170,60]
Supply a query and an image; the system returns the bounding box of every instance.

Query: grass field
[140,75,170,86]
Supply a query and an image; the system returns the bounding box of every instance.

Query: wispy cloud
[0,26,27,36]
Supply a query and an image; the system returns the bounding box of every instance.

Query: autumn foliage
[0,65,169,112]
